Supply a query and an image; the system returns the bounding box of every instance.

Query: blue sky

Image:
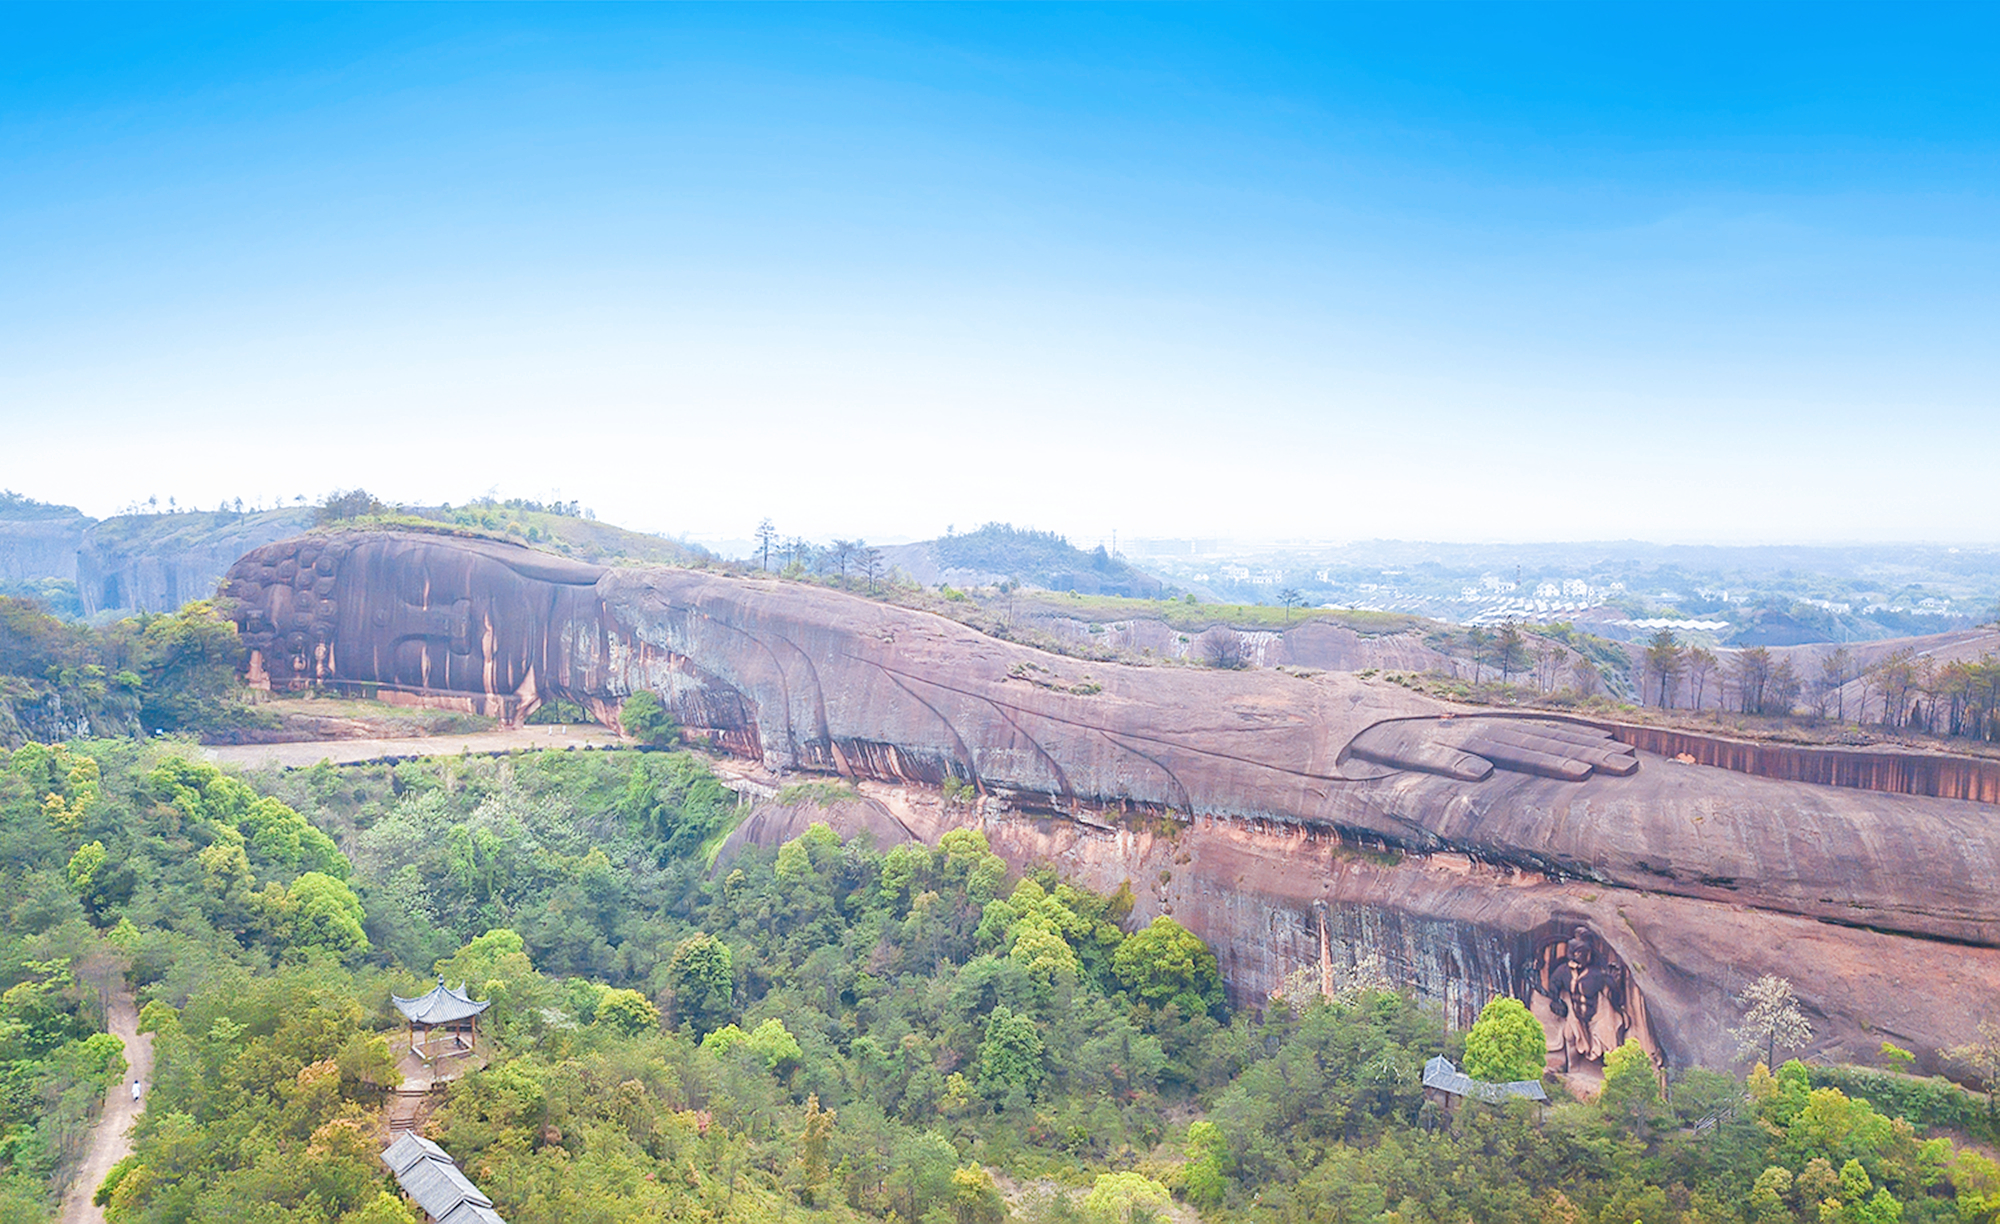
[3,3,1997,544]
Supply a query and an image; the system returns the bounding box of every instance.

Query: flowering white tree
[1733,974,1813,1068]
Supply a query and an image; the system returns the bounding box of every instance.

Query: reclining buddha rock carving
[230,533,626,721]
[222,532,2000,943]
[220,532,2000,1071]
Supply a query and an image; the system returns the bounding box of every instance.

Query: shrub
[618,690,680,747]
[1463,997,1546,1083]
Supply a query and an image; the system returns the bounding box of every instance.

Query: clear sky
[4,3,1997,546]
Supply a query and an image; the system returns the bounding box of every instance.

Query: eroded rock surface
[223,532,2000,1075]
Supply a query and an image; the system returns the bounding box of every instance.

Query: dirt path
[59,986,152,1224]
[203,723,624,770]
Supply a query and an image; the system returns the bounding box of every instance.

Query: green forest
[0,598,253,746]
[1,741,1997,1224]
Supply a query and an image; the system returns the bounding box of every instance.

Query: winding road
[59,986,152,1224]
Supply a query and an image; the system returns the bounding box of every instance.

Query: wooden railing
[410,1032,474,1061]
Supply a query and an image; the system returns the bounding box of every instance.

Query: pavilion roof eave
[392,980,494,1026]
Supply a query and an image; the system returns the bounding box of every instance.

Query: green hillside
[313,493,711,567]
[928,523,1165,598]
[0,740,1994,1223]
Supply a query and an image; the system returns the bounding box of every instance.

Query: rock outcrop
[1009,612,1464,673]
[223,531,2000,1078]
[77,509,317,617]
[0,508,90,585]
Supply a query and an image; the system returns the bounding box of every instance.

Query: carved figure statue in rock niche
[1521,922,1658,1076]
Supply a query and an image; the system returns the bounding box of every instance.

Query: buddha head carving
[224,532,610,711]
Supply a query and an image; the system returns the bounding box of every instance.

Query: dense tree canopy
[0,601,259,745]
[1,740,1996,1224]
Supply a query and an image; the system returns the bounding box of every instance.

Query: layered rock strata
[223,532,2000,1077]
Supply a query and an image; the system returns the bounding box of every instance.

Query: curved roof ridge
[391,978,494,1025]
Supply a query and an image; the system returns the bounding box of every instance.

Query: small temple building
[392,979,492,1062]
[1421,1056,1549,1116]
[381,1133,505,1224]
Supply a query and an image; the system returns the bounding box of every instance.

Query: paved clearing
[203,724,625,770]
[59,986,153,1224]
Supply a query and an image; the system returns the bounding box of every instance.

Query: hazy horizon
[7,6,2000,546]
[15,483,2000,558]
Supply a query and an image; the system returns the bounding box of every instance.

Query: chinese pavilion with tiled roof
[392,979,491,1061]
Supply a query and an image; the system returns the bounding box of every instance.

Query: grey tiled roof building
[380,1133,505,1224]
[392,981,493,1026]
[1421,1056,1549,1105]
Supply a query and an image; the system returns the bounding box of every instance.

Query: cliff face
[77,509,316,617]
[970,807,1994,1073]
[0,512,90,584]
[223,532,2000,1077]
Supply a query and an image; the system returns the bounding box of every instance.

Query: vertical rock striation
[222,531,2000,1078]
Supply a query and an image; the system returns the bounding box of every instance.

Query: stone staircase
[387,1089,427,1138]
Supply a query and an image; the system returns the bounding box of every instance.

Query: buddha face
[225,533,608,702]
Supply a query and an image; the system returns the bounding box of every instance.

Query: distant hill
[0,493,94,614]
[884,523,1166,598]
[0,492,710,620]
[0,494,316,619]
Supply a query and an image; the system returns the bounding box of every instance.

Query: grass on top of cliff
[308,496,711,568]
[998,589,1428,636]
[1580,700,2000,760]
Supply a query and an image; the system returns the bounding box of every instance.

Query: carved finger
[1458,733,1594,781]
[1517,723,1640,776]
[1574,740,1640,776]
[1347,723,1494,781]
[1482,724,1640,778]
[1391,742,1495,782]
[1506,721,1618,749]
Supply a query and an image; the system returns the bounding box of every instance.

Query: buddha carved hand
[1345,716,1639,783]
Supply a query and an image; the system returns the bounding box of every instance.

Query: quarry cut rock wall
[1606,723,2000,804]
[224,531,2000,1079]
[77,510,317,618]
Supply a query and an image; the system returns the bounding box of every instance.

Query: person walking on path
[59,985,153,1224]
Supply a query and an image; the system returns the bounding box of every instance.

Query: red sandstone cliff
[224,533,2000,1077]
